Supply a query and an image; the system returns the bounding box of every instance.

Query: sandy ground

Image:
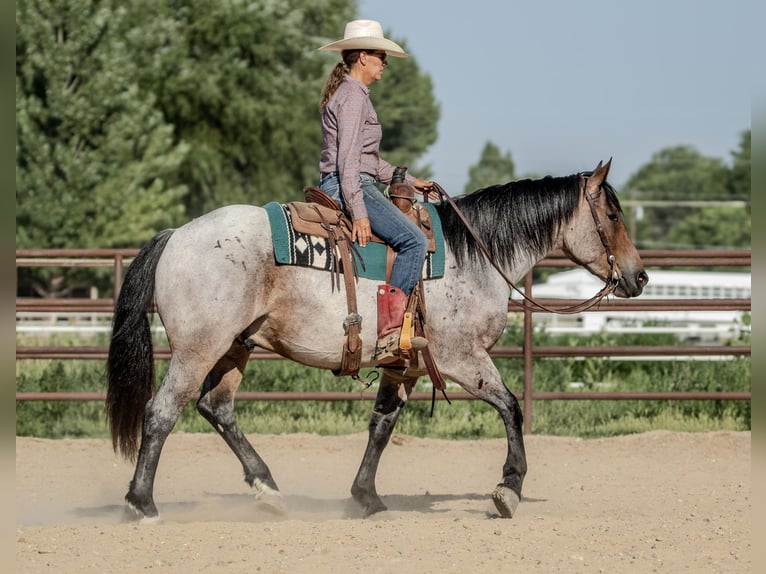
[16,430,750,573]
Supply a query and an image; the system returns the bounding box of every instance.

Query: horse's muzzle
[615,268,648,298]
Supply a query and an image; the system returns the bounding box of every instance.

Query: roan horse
[106,160,647,521]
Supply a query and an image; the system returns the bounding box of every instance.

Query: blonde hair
[319,50,362,111]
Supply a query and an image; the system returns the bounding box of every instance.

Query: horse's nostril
[637,271,649,285]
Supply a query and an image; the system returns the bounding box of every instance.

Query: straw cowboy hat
[318,19,408,58]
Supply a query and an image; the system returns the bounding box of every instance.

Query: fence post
[523,272,534,434]
[113,254,123,302]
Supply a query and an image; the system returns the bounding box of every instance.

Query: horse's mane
[434,173,622,269]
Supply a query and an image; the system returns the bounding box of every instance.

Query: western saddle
[286,175,445,390]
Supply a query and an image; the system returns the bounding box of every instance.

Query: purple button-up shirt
[319,75,415,220]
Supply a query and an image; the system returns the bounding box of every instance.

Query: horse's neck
[466,202,563,277]
[510,254,543,282]
[506,215,567,280]
[480,234,559,285]
[440,192,567,290]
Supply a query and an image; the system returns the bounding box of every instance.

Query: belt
[321,172,375,179]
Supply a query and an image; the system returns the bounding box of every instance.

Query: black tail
[106,229,174,461]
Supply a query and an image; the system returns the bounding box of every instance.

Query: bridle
[429,175,620,315]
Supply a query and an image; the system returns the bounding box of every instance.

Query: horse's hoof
[363,500,388,517]
[255,492,287,515]
[253,479,287,515]
[124,503,160,524]
[491,485,520,518]
[125,494,159,522]
[139,514,161,524]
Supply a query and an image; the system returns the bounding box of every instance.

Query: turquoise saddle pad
[264,202,444,281]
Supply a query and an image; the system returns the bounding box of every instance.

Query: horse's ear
[588,158,612,188]
[602,157,612,179]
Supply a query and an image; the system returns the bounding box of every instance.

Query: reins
[429,178,620,315]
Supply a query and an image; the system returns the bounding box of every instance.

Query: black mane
[434,173,622,269]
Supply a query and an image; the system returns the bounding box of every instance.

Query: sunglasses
[366,51,387,64]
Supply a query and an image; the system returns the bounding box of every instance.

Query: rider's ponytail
[319,50,361,111]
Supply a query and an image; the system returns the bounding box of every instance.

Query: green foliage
[15,0,442,291]
[492,324,750,436]
[111,0,440,215]
[16,0,190,295]
[526,357,751,437]
[16,0,190,248]
[624,137,750,249]
[16,360,111,438]
[668,206,750,249]
[120,0,359,214]
[628,145,731,199]
[16,326,750,440]
[464,141,516,193]
[727,130,751,201]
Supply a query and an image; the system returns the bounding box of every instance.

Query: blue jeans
[319,172,428,295]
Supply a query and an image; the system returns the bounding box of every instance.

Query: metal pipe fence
[16,248,751,434]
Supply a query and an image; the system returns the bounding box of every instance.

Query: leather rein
[429,176,620,315]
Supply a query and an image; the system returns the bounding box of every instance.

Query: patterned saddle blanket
[264,201,445,281]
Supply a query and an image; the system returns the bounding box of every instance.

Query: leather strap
[413,281,447,391]
[385,246,396,285]
[332,231,363,376]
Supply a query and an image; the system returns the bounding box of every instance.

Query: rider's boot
[373,284,427,365]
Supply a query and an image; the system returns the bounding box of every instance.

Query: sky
[358,0,755,193]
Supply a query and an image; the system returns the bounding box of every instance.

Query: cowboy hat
[318,19,408,58]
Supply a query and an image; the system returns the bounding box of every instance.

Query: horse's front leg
[446,352,527,518]
[351,370,415,516]
[487,384,527,518]
[196,341,283,512]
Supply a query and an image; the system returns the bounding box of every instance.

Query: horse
[106,159,647,521]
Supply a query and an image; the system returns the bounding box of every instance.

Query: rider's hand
[352,218,372,247]
[413,178,440,201]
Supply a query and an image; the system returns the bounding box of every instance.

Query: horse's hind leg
[196,340,283,511]
[126,356,207,520]
[351,370,415,516]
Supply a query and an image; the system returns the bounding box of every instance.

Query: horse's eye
[608,213,619,223]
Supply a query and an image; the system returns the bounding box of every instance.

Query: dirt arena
[16,430,750,573]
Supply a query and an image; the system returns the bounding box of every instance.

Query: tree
[667,207,750,249]
[371,35,439,178]
[119,0,439,215]
[16,0,189,295]
[624,145,730,248]
[119,0,348,214]
[16,0,441,253]
[464,141,516,193]
[728,130,750,201]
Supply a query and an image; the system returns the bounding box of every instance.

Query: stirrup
[373,330,427,365]
[399,310,427,355]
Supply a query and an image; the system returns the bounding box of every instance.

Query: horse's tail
[106,229,174,461]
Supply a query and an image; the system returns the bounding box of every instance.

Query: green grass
[16,327,751,439]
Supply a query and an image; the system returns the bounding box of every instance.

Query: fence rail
[15,390,751,402]
[14,344,751,361]
[16,248,751,434]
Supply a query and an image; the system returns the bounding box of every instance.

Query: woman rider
[317,19,437,364]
